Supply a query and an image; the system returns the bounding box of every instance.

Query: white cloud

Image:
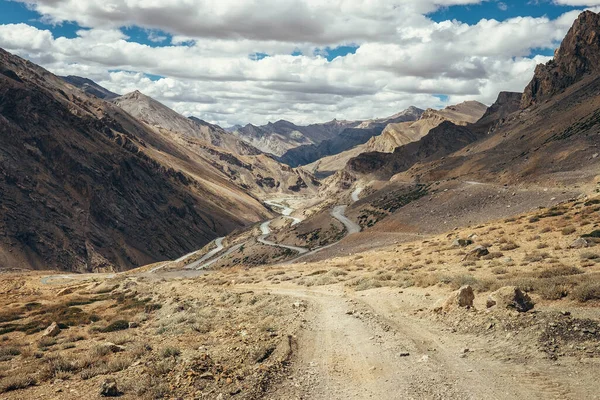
[0,1,592,126]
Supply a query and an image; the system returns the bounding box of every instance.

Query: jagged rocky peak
[522,11,600,108]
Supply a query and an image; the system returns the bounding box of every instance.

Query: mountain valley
[1,8,600,400]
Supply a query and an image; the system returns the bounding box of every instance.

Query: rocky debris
[100,342,126,353]
[292,301,307,310]
[570,237,592,249]
[42,322,61,337]
[452,238,473,247]
[522,11,600,108]
[433,285,474,313]
[128,321,139,329]
[57,287,76,296]
[487,286,534,312]
[463,245,489,261]
[100,378,120,397]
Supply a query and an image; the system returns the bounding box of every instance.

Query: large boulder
[100,378,120,397]
[433,285,475,313]
[452,238,473,247]
[487,286,534,312]
[42,322,61,337]
[569,237,592,249]
[463,246,489,261]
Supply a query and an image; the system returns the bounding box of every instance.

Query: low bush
[572,282,600,302]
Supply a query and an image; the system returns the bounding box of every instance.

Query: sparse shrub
[450,275,479,290]
[489,252,506,260]
[536,243,549,249]
[561,226,576,235]
[582,230,600,238]
[0,375,36,393]
[492,267,508,275]
[581,252,599,260]
[572,282,600,302]
[539,283,570,300]
[538,265,583,278]
[38,337,57,349]
[100,320,129,333]
[0,346,20,361]
[160,347,181,358]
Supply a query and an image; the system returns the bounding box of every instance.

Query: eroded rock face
[522,11,600,108]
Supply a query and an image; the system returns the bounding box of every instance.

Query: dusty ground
[1,194,599,399]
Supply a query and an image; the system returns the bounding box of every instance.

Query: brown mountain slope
[113,91,259,156]
[0,48,271,272]
[307,101,485,176]
[112,91,320,198]
[399,12,600,186]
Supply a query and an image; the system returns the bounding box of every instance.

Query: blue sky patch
[1,0,80,38]
[315,45,359,61]
[429,0,580,25]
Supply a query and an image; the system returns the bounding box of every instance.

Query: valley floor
[1,190,599,399]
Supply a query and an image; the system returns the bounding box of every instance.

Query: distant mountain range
[276,106,424,167]
[307,101,487,176]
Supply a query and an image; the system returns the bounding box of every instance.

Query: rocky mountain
[232,122,312,156]
[476,91,521,132]
[522,10,600,108]
[61,75,119,99]
[112,91,320,198]
[233,118,359,156]
[0,47,274,272]
[355,106,425,129]
[307,102,485,176]
[352,12,600,185]
[346,95,516,179]
[112,91,259,156]
[278,107,424,167]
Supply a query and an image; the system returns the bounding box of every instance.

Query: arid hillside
[0,48,275,272]
[308,101,486,176]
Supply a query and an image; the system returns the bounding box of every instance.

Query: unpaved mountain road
[185,237,225,270]
[258,220,309,254]
[248,285,595,400]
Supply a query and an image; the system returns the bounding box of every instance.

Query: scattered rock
[100,378,120,397]
[42,322,61,337]
[128,321,139,329]
[433,285,474,312]
[463,246,489,260]
[292,301,306,310]
[487,286,534,312]
[452,238,473,247]
[570,237,591,249]
[100,342,126,353]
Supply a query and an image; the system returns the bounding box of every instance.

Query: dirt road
[256,285,596,400]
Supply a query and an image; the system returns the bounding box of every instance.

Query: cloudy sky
[1,0,600,126]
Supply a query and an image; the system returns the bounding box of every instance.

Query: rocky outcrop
[42,322,61,337]
[487,286,534,312]
[477,92,521,132]
[522,11,600,108]
[433,285,475,313]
